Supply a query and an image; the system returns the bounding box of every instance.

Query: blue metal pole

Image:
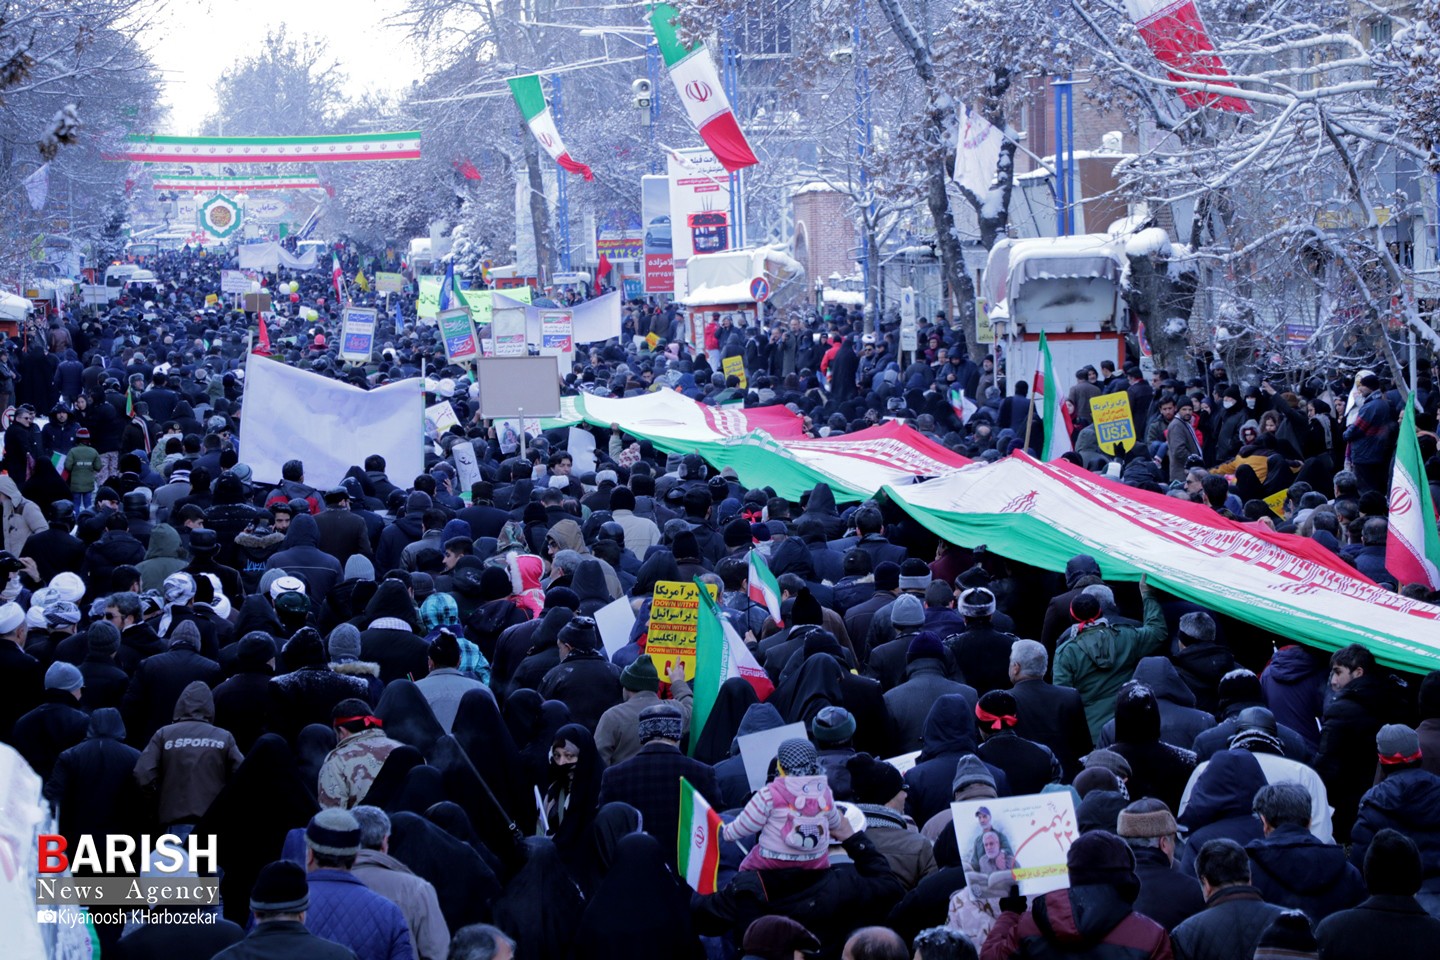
[647,40,662,175]
[855,0,872,305]
[722,16,744,249]
[552,75,572,271]
[1054,75,1074,236]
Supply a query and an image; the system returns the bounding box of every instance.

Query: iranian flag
[677,776,722,893]
[1386,400,1440,588]
[332,254,344,299]
[123,131,422,163]
[650,4,758,172]
[254,314,272,356]
[1125,0,1252,113]
[507,74,594,181]
[1033,331,1073,460]
[691,577,773,757]
[747,549,783,627]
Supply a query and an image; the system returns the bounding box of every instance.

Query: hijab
[492,838,586,960]
[504,691,571,797]
[357,745,424,812]
[388,810,503,932]
[574,834,703,960]
[575,802,643,897]
[691,676,759,765]
[374,679,445,757]
[545,723,605,865]
[387,763,448,816]
[430,734,525,874]
[453,688,529,833]
[295,723,336,800]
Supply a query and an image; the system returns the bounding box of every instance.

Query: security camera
[632,77,652,109]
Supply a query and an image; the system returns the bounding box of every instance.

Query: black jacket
[903,695,1009,825]
[1315,895,1440,960]
[1129,845,1204,932]
[265,514,342,607]
[11,690,90,780]
[1246,823,1366,923]
[538,649,623,732]
[212,920,357,960]
[1316,672,1407,838]
[883,658,976,755]
[121,645,222,747]
[43,709,142,845]
[82,529,147,594]
[1009,677,1093,781]
[596,740,721,870]
[977,730,1062,797]
[268,666,372,744]
[211,668,274,753]
[111,914,246,960]
[20,528,86,584]
[1169,885,1284,960]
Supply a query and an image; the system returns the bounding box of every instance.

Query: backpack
[768,775,832,853]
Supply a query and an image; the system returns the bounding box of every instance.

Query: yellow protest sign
[1263,489,1288,516]
[645,332,660,349]
[722,355,747,388]
[204,293,219,306]
[1090,392,1136,454]
[647,580,719,682]
[975,298,995,344]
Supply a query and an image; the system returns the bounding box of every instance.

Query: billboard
[665,148,732,298]
[642,174,673,295]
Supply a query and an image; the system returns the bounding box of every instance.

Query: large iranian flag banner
[885,454,1440,672]
[506,74,594,181]
[152,174,324,191]
[650,4,758,172]
[124,132,421,163]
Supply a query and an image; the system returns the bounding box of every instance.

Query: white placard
[452,440,481,493]
[595,595,638,658]
[951,792,1078,896]
[568,426,597,476]
[736,722,809,792]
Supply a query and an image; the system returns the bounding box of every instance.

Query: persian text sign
[340,306,377,362]
[437,307,479,362]
[1089,392,1136,454]
[647,580,719,682]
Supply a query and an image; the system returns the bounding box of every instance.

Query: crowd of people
[3,242,1440,960]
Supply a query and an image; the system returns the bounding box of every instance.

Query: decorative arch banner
[199,194,242,239]
[153,174,324,192]
[124,131,422,163]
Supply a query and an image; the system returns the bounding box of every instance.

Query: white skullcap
[49,571,86,603]
[269,576,306,599]
[0,602,24,634]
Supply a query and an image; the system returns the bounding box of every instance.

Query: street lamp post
[552,74,572,272]
[722,16,745,249]
[647,40,662,175]
[855,0,873,309]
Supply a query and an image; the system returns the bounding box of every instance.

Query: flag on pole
[124,387,134,418]
[356,270,370,293]
[437,260,462,313]
[1034,331,1073,460]
[1125,0,1253,113]
[747,550,783,627]
[677,776,722,894]
[332,254,344,300]
[953,105,1004,200]
[507,74,595,181]
[649,3,759,172]
[255,314,272,356]
[949,386,977,425]
[692,578,773,757]
[1386,399,1440,588]
[453,158,483,181]
[595,253,612,296]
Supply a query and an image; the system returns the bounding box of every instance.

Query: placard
[340,306,377,362]
[452,440,481,492]
[540,310,574,372]
[595,595,638,658]
[1089,392,1136,454]
[425,400,460,440]
[242,292,272,313]
[474,356,561,418]
[221,269,254,294]
[646,580,719,683]
[437,307,479,362]
[722,355,747,388]
[737,722,809,791]
[376,271,405,294]
[975,298,995,344]
[951,792,1078,897]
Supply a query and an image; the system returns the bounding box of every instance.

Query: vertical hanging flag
[255,314,272,356]
[677,776,722,894]
[1386,400,1440,588]
[953,106,1004,200]
[691,578,773,758]
[1034,331,1074,460]
[650,3,759,172]
[747,550,783,627]
[594,253,612,295]
[332,254,344,300]
[1125,0,1252,113]
[356,270,370,293]
[949,386,977,425]
[507,74,595,181]
[437,260,463,313]
[23,164,49,211]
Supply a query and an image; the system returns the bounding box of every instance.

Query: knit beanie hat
[873,561,900,591]
[45,661,83,692]
[890,593,925,627]
[305,808,361,857]
[898,558,932,591]
[249,860,309,913]
[1066,830,1139,896]
[558,616,599,653]
[1116,799,1177,839]
[1077,790,1128,835]
[1253,910,1318,960]
[811,706,856,745]
[1364,828,1423,895]
[846,752,905,805]
[952,755,996,797]
[723,517,752,547]
[237,631,278,668]
[169,620,202,651]
[621,654,660,693]
[1082,748,1133,782]
[344,554,376,582]
[776,737,819,776]
[959,587,997,618]
[327,623,363,662]
[1377,723,1422,766]
[906,631,946,663]
[284,627,326,668]
[638,702,683,743]
[86,620,120,657]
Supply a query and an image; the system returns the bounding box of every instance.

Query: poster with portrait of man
[952,792,1077,897]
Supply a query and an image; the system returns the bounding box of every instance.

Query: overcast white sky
[147,0,427,135]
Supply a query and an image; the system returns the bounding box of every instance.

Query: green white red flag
[507,74,594,181]
[1034,331,1073,460]
[747,549,783,627]
[649,4,758,172]
[122,131,421,163]
[1386,399,1440,588]
[691,578,773,758]
[677,776,722,893]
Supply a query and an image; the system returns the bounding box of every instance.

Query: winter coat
[799,483,846,541]
[269,666,373,745]
[45,709,140,847]
[1168,885,1283,960]
[109,915,246,960]
[1174,749,1269,878]
[595,680,693,766]
[596,740,721,869]
[351,848,450,960]
[1259,646,1326,745]
[980,883,1172,960]
[855,803,938,890]
[1343,392,1395,464]
[1316,672,1407,839]
[211,668,273,754]
[903,695,1009,825]
[1166,417,1202,483]
[413,668,489,734]
[978,730,1063,797]
[1349,767,1440,905]
[2,420,44,485]
[314,508,372,568]
[10,690,90,780]
[266,513,342,607]
[947,622,1025,696]
[538,649,624,732]
[1190,707,1315,765]
[121,644,222,747]
[20,528,85,588]
[1130,845,1204,932]
[693,832,907,958]
[304,868,414,960]
[1170,641,1235,715]
[0,474,46,555]
[79,649,130,710]
[1010,677,1094,782]
[136,523,188,592]
[375,513,424,574]
[1246,823,1365,923]
[317,726,406,810]
[1053,594,1169,742]
[1315,895,1440,959]
[133,681,244,824]
[214,919,357,960]
[1098,658,1215,751]
[81,529,147,592]
[883,658,977,755]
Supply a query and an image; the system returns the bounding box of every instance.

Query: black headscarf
[387,763,448,815]
[504,691,572,800]
[573,833,703,960]
[772,652,845,725]
[431,734,524,873]
[453,688,528,832]
[545,723,605,867]
[631,550,681,597]
[691,676,760,765]
[424,800,505,878]
[374,679,445,757]
[23,458,73,509]
[574,801,643,897]
[357,745,424,812]
[193,734,318,926]
[492,838,586,960]
[360,578,420,631]
[388,810,502,931]
[295,723,335,800]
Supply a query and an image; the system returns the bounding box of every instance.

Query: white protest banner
[239,354,423,488]
[737,722,808,791]
[952,792,1078,897]
[571,291,623,343]
[221,269,255,295]
[340,306,378,362]
[595,595,638,658]
[452,440,482,493]
[568,426,597,475]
